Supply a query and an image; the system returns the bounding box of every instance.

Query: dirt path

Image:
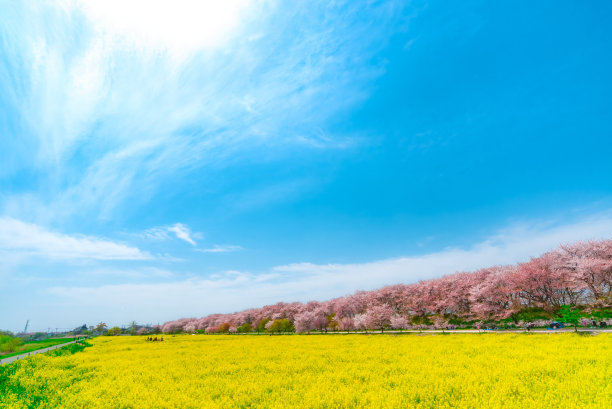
[0,340,78,365]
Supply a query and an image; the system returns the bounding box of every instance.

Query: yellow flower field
[1,333,610,408]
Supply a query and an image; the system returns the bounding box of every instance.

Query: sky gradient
[1,0,611,333]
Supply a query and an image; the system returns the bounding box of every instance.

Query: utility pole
[23,320,29,334]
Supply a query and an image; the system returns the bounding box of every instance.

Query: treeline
[94,322,163,336]
[0,331,23,353]
[162,240,612,334]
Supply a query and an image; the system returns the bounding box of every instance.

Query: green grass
[0,338,74,359]
[0,340,92,407]
[46,340,91,357]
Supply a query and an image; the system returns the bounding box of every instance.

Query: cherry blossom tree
[470,266,522,322]
[555,240,612,307]
[294,310,318,333]
[159,239,612,333]
[515,252,575,310]
[331,297,358,318]
[184,322,197,333]
[337,316,354,331]
[390,315,409,331]
[365,304,392,332]
[353,314,367,332]
[295,304,329,331]
[432,315,449,333]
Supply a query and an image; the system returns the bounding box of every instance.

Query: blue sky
[1,0,611,332]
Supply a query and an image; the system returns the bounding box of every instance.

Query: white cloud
[143,223,198,246]
[198,244,243,253]
[75,0,250,56]
[167,223,197,246]
[142,227,172,241]
[81,267,174,279]
[46,271,275,326]
[273,212,612,289]
[45,213,612,325]
[0,1,400,222]
[0,217,151,260]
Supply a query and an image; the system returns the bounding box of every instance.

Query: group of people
[145,336,163,342]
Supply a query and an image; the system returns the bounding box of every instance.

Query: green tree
[267,319,295,333]
[106,327,121,336]
[0,336,23,353]
[94,322,108,335]
[256,318,271,333]
[237,323,253,333]
[559,305,582,332]
[591,309,612,323]
[411,315,430,332]
[326,313,339,331]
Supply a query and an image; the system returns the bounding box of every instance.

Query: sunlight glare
[76,0,250,53]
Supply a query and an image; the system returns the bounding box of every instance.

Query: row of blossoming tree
[161,240,612,333]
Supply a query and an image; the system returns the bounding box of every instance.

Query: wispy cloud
[167,223,197,246]
[0,217,150,261]
[46,212,612,324]
[0,1,405,222]
[142,227,172,241]
[198,244,243,253]
[143,223,199,246]
[272,212,612,289]
[79,267,175,279]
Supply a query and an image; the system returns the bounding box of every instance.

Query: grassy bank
[0,338,75,359]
